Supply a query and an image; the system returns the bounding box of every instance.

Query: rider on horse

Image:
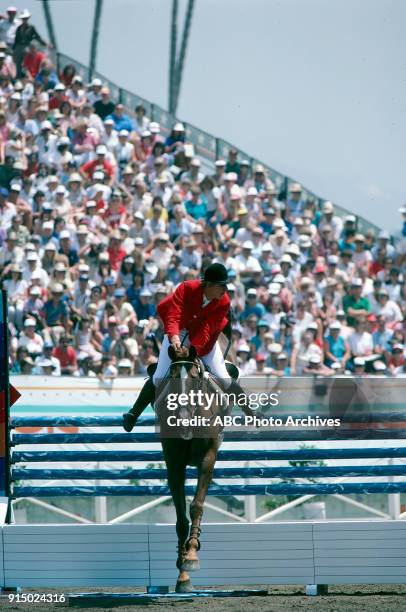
[123,263,246,432]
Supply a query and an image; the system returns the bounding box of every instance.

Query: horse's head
[167,345,203,381]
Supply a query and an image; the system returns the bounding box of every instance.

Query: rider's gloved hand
[169,336,189,359]
[170,335,181,351]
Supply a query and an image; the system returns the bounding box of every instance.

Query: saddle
[146,348,239,381]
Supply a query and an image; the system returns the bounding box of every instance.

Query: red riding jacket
[157,280,230,356]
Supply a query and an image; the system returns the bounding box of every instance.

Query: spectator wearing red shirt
[48,83,69,110]
[23,42,45,78]
[369,247,386,277]
[59,63,76,87]
[102,192,127,229]
[107,231,127,271]
[52,335,77,375]
[388,344,405,375]
[80,144,115,185]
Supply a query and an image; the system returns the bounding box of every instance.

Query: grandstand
[1,9,405,380]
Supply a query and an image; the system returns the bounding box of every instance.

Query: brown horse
[154,346,235,593]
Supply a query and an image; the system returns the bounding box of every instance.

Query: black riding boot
[226,379,256,418]
[123,377,155,432]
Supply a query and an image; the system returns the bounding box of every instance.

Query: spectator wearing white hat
[53,184,73,218]
[286,183,305,219]
[0,48,15,79]
[149,232,173,271]
[270,226,288,260]
[324,321,351,368]
[234,240,262,275]
[116,358,132,377]
[258,243,274,277]
[113,129,135,177]
[0,230,23,266]
[80,144,116,185]
[302,354,334,377]
[240,288,266,320]
[36,120,57,165]
[181,157,205,185]
[17,318,44,356]
[291,329,323,376]
[34,341,61,376]
[152,174,173,207]
[318,201,343,241]
[74,316,102,363]
[58,229,79,267]
[86,78,103,106]
[352,233,372,271]
[245,186,261,216]
[3,262,27,329]
[130,210,153,246]
[181,237,202,271]
[236,343,256,376]
[49,82,68,110]
[22,250,49,286]
[102,117,119,152]
[245,164,273,196]
[66,172,86,207]
[233,207,252,244]
[111,325,139,369]
[211,158,226,186]
[73,352,96,378]
[13,10,49,77]
[263,182,281,211]
[165,121,185,152]
[348,318,375,364]
[41,240,57,272]
[22,285,44,321]
[0,7,20,47]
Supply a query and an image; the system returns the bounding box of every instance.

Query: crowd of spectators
[1,8,406,380]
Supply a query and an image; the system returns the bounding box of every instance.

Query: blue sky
[23,0,406,233]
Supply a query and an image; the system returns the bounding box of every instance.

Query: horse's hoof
[122,412,136,432]
[181,558,200,571]
[175,578,194,593]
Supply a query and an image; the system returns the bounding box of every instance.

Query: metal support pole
[94,496,107,523]
[168,0,178,114]
[41,0,58,48]
[243,462,256,522]
[388,457,401,519]
[172,0,195,115]
[89,0,104,80]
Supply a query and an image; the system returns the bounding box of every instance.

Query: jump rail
[9,414,406,498]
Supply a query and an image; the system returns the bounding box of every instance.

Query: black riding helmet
[202,263,228,285]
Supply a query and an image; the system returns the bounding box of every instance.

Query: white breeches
[152,333,230,384]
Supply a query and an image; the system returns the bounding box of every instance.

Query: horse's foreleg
[183,442,218,571]
[162,442,193,592]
